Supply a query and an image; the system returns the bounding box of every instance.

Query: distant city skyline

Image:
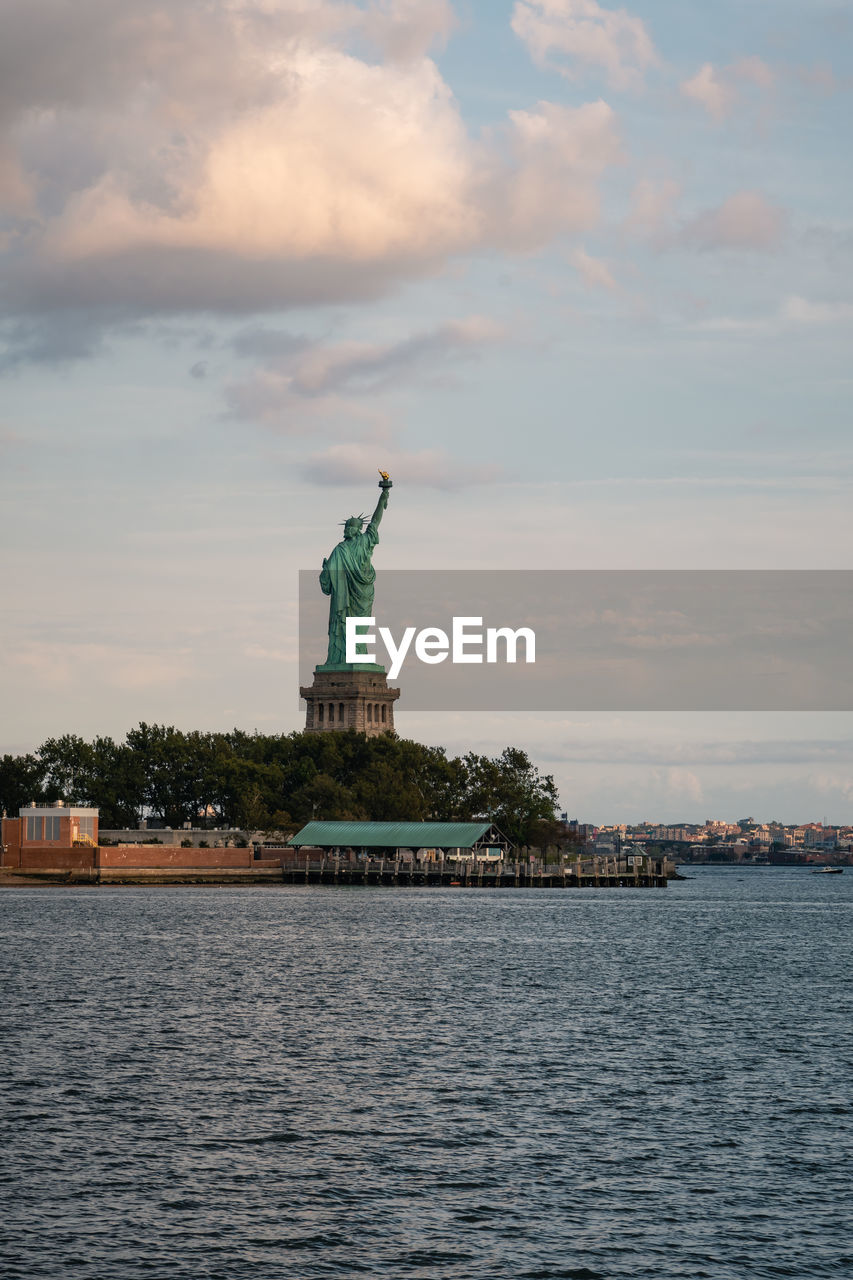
[2,1,851,823]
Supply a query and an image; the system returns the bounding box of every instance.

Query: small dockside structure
[285,821,668,888]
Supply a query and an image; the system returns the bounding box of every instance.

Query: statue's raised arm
[371,470,391,528]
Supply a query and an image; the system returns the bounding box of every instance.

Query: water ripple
[1,869,851,1278]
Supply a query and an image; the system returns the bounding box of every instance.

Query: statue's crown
[340,514,366,532]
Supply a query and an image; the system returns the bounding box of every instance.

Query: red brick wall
[20,846,97,872]
[98,845,253,869]
[4,835,256,872]
[1,818,22,867]
[2,818,16,865]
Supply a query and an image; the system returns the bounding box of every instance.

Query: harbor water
[1,867,851,1278]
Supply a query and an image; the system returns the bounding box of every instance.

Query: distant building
[0,803,265,877]
[14,801,97,846]
[2,802,99,871]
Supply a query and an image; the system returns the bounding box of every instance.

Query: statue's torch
[378,469,392,490]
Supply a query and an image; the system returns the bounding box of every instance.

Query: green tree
[0,753,44,816]
[87,737,145,828]
[37,735,94,803]
[6,727,561,850]
[464,747,558,848]
[125,723,197,826]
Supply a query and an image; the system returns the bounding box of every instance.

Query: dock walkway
[281,856,668,889]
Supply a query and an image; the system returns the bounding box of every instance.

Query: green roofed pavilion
[288,820,511,854]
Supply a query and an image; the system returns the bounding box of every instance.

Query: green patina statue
[318,471,392,670]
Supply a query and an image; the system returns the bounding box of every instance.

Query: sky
[1,0,852,824]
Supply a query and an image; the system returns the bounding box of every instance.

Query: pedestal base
[301,668,401,735]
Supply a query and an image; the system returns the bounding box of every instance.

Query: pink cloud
[40,52,480,267]
[624,177,680,240]
[679,191,785,251]
[681,56,775,121]
[681,63,736,122]
[0,3,626,318]
[733,56,775,90]
[224,315,506,425]
[362,0,457,61]
[493,99,623,249]
[512,0,659,92]
[572,246,617,290]
[796,62,837,95]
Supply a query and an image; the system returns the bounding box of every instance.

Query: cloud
[698,294,853,335]
[244,644,292,664]
[547,738,853,767]
[361,0,457,60]
[654,766,704,806]
[512,0,658,91]
[796,62,837,95]
[626,178,783,256]
[0,0,453,137]
[680,64,735,122]
[225,315,505,425]
[8,640,193,691]
[222,311,509,487]
[572,246,617,290]
[780,295,853,326]
[492,100,622,249]
[681,56,775,122]
[229,328,312,360]
[0,142,33,215]
[678,191,785,251]
[809,772,853,802]
[288,316,505,396]
[620,631,725,651]
[0,426,28,459]
[0,313,109,371]
[734,56,775,91]
[0,0,624,346]
[624,176,680,240]
[20,50,479,297]
[303,441,501,488]
[224,377,390,435]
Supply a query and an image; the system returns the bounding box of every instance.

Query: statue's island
[300,472,400,735]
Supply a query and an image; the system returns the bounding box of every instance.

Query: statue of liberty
[318,472,391,668]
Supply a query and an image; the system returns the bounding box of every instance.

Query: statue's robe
[319,521,379,664]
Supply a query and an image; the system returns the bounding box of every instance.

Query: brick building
[1,802,263,877]
[2,802,100,870]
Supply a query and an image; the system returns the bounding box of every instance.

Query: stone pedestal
[301,666,400,735]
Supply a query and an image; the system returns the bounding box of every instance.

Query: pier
[280,853,668,889]
[1,855,667,887]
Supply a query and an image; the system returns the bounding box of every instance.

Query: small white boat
[812,866,844,875]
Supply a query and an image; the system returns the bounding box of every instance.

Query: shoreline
[0,868,285,888]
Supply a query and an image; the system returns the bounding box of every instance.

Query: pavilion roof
[288,820,499,850]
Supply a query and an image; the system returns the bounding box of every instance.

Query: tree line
[0,725,560,849]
